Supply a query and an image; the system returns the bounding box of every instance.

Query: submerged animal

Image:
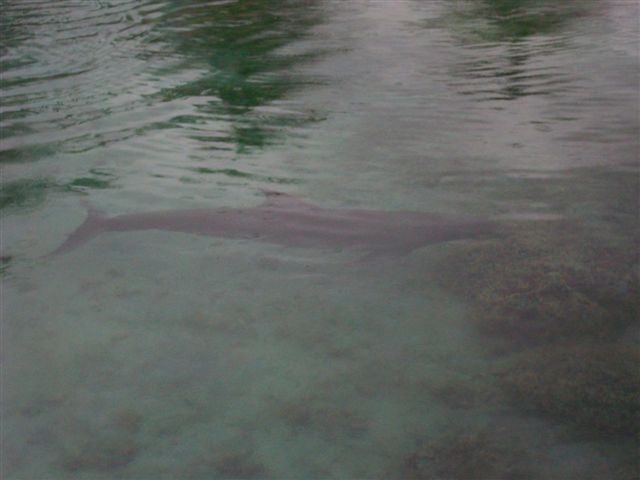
[50,190,496,258]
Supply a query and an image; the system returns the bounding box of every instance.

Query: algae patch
[499,343,640,437]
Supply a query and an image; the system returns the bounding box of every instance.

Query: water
[1,0,638,478]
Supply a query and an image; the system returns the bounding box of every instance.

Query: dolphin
[50,191,497,258]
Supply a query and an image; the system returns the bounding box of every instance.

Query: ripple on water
[1,2,638,478]
[1,0,171,161]
[0,0,328,168]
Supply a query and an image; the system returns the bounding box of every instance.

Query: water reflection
[424,0,593,102]
[151,0,326,155]
[408,0,638,167]
[0,0,326,164]
[456,0,589,42]
[0,0,169,162]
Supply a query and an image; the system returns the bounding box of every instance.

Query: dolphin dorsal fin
[260,190,317,210]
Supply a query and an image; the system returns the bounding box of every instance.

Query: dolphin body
[51,191,496,258]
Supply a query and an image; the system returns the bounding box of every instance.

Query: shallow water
[2,1,639,478]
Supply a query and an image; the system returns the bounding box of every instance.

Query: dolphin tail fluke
[48,205,109,256]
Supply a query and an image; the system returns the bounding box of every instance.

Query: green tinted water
[2,1,638,478]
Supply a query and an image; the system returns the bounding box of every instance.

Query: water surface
[2,1,638,478]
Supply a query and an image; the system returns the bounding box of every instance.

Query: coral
[427,379,494,410]
[316,408,369,438]
[499,343,640,437]
[278,401,369,438]
[113,409,143,434]
[436,220,639,349]
[279,402,313,429]
[61,437,138,472]
[399,429,533,480]
[214,450,267,479]
[612,460,640,480]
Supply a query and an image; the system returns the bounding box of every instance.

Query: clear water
[1,1,638,478]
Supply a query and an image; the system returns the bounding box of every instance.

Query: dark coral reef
[278,400,370,439]
[435,215,639,475]
[436,220,638,349]
[398,428,534,480]
[499,342,640,437]
[213,450,268,480]
[60,437,138,473]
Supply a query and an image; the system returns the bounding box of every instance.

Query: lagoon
[2,1,638,478]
